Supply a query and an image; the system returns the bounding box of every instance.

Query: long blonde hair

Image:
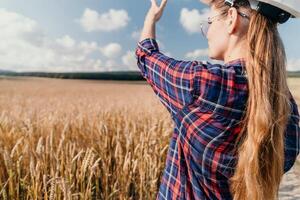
[209,0,292,199]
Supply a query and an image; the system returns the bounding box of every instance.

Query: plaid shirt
[135,38,300,200]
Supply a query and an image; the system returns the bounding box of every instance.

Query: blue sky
[0,0,299,72]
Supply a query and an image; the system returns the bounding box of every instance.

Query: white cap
[201,0,300,23]
[248,0,300,18]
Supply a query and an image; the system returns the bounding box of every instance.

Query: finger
[150,0,158,7]
[159,0,168,10]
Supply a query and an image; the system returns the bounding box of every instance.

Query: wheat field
[0,77,299,200]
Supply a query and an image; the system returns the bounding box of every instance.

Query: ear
[226,7,238,34]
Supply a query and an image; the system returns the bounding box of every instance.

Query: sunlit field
[0,77,299,199]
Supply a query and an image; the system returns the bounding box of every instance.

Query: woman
[135,0,300,199]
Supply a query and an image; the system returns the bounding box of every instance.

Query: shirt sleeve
[135,37,204,119]
[283,95,300,173]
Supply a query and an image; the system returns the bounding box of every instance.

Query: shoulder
[194,61,247,82]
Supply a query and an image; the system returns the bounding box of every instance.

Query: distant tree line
[0,71,145,81]
[0,70,300,80]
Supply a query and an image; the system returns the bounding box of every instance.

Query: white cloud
[287,58,300,71]
[185,48,209,59]
[104,59,119,69]
[131,30,165,49]
[131,29,142,41]
[122,50,137,70]
[56,35,76,48]
[165,52,172,57]
[0,9,40,38]
[78,41,99,55]
[180,8,210,34]
[100,43,122,59]
[79,8,130,32]
[0,9,103,72]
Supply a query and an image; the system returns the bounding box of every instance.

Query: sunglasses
[200,11,250,38]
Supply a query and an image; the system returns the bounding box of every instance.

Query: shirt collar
[224,58,246,67]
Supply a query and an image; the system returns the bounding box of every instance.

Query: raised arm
[135,0,205,119]
[135,39,204,119]
[139,0,167,42]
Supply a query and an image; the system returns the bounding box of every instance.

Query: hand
[146,0,168,23]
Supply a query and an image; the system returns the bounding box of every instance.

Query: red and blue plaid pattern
[135,38,300,200]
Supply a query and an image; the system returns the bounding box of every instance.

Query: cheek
[207,26,227,56]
